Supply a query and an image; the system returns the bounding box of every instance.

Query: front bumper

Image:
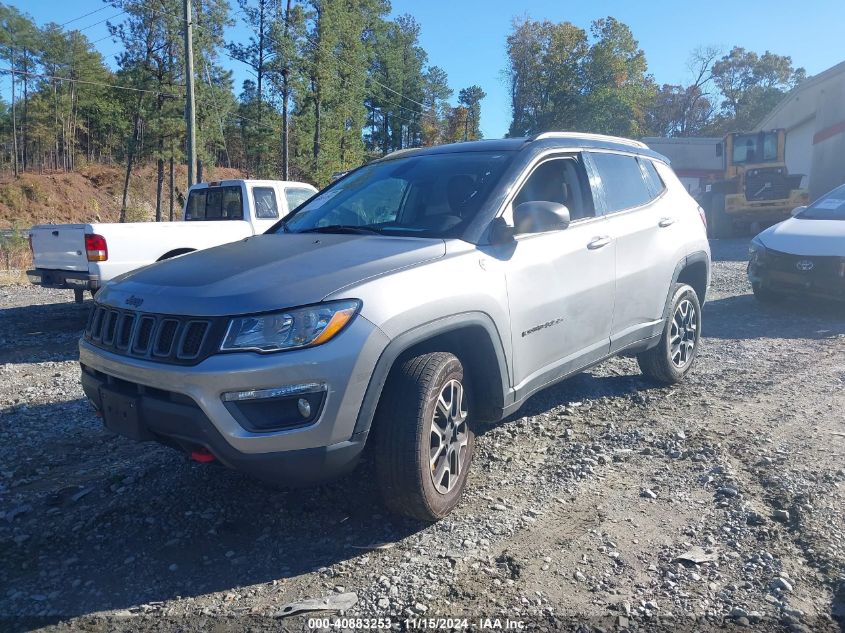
[748,259,845,301]
[27,268,99,290]
[78,315,390,483]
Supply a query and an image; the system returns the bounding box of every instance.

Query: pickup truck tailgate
[31,225,88,271]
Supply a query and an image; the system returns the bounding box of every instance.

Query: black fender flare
[351,311,511,440]
[662,250,710,322]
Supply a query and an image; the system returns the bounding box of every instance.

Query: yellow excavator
[698,129,808,238]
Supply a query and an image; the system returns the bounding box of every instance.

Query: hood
[96,233,446,316]
[758,217,845,257]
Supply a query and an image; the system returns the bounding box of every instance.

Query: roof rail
[531,131,648,149]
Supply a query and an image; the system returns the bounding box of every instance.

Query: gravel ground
[1,238,844,632]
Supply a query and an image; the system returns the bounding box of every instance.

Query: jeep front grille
[84,304,219,365]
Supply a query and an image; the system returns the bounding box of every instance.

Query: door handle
[587,236,612,250]
[658,217,677,228]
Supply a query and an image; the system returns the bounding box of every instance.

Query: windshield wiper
[299,225,384,235]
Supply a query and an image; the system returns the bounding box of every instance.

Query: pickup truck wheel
[637,283,701,385]
[374,352,475,521]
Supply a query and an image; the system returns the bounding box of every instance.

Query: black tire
[374,352,475,521]
[637,284,702,385]
[707,194,734,239]
[752,282,782,304]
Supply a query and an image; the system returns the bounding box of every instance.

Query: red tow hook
[190,448,216,463]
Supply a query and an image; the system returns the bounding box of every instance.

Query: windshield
[798,184,845,220]
[276,151,514,237]
[731,132,778,164]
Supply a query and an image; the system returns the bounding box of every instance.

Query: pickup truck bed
[27,179,317,301]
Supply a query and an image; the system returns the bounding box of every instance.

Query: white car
[748,183,845,302]
[27,179,316,302]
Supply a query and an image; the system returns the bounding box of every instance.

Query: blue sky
[11,0,845,138]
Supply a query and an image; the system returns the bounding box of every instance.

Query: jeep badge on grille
[125,295,144,308]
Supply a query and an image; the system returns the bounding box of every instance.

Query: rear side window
[639,158,666,198]
[253,187,279,219]
[590,152,652,214]
[185,186,243,221]
[285,187,315,211]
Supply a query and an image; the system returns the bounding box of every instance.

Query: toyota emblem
[795,260,814,272]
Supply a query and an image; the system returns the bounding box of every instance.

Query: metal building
[754,60,845,202]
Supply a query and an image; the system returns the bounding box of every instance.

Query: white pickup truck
[27,179,317,302]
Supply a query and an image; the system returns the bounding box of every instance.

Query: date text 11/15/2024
[307,617,526,630]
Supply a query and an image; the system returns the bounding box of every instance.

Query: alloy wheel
[429,379,469,494]
[670,298,698,368]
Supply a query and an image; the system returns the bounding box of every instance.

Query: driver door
[501,155,616,395]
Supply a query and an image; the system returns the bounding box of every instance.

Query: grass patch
[0,223,32,284]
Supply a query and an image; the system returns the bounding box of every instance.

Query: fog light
[297,398,311,418]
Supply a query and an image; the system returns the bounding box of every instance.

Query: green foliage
[0,221,31,274]
[506,16,654,137]
[0,0,471,190]
[704,47,805,134]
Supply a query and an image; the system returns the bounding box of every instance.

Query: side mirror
[790,205,806,217]
[514,201,570,234]
[489,216,515,245]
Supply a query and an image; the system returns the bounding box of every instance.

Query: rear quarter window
[590,152,652,213]
[639,158,666,198]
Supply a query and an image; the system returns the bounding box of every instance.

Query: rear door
[501,154,616,393]
[30,225,88,271]
[588,152,680,350]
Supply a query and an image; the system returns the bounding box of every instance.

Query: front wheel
[374,352,475,521]
[637,283,702,385]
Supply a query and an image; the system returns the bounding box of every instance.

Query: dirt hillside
[0,164,246,230]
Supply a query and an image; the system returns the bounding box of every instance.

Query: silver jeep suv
[79,133,710,520]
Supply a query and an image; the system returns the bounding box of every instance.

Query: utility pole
[183,0,197,187]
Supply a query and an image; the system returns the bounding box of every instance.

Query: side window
[252,187,279,219]
[184,186,243,221]
[505,156,594,230]
[639,158,666,198]
[218,187,243,220]
[590,152,651,213]
[285,187,315,211]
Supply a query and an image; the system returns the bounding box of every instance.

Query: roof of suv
[378,133,669,164]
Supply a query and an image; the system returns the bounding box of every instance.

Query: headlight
[748,237,766,261]
[221,299,360,352]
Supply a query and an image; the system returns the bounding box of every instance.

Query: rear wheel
[374,352,475,521]
[637,283,702,385]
